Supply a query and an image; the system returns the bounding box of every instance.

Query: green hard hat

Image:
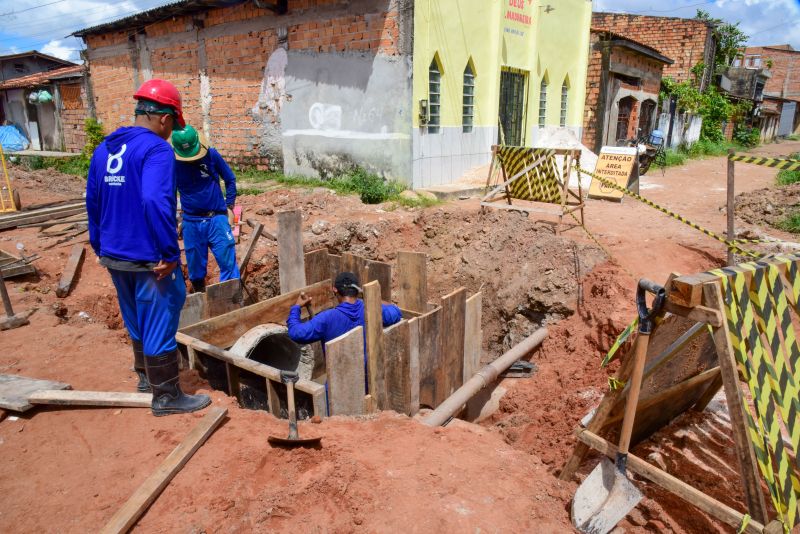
[171,125,207,161]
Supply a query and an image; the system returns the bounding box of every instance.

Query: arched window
[538,75,548,128]
[560,78,569,127]
[463,61,475,133]
[428,56,442,134]
[616,96,637,142]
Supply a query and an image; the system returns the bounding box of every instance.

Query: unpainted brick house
[582,30,672,153]
[739,45,800,136]
[74,0,593,188]
[0,64,89,152]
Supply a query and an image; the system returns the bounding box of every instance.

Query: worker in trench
[170,124,239,293]
[85,79,211,416]
[287,272,402,395]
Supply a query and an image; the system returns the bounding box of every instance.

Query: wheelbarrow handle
[636,279,666,335]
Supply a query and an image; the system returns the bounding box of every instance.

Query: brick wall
[582,33,603,148]
[58,82,88,152]
[592,13,713,86]
[83,0,405,169]
[744,46,800,102]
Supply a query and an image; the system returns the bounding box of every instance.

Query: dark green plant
[695,9,749,72]
[777,152,800,185]
[732,124,760,148]
[83,118,105,157]
[778,212,800,233]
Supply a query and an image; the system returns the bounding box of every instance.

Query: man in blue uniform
[171,125,239,293]
[86,79,210,416]
[287,272,402,345]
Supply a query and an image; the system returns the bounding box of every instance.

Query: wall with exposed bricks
[744,46,800,102]
[83,0,412,178]
[58,82,89,152]
[591,13,714,89]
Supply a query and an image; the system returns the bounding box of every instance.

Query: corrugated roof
[0,65,84,90]
[0,50,76,67]
[72,0,247,37]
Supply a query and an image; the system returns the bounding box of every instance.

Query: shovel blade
[572,458,643,534]
[267,434,322,448]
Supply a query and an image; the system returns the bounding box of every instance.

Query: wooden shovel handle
[617,332,650,456]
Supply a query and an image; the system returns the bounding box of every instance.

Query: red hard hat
[133,79,185,128]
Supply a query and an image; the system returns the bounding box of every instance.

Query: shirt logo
[106,144,127,174]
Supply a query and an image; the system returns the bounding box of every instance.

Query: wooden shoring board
[328,253,342,282]
[205,279,243,318]
[304,249,330,285]
[0,374,71,412]
[463,292,482,381]
[383,319,412,414]
[325,326,366,416]
[366,260,392,302]
[0,204,85,230]
[397,251,427,314]
[440,288,467,403]
[238,221,262,281]
[55,244,84,298]
[28,390,151,408]
[277,210,305,293]
[179,280,334,349]
[176,333,326,417]
[0,249,35,278]
[416,305,442,409]
[178,292,206,329]
[341,252,367,284]
[407,316,421,415]
[100,407,227,534]
[363,280,386,407]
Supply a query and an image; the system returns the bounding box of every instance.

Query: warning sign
[588,146,638,202]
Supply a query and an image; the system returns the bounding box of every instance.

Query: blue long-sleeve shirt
[174,147,236,217]
[86,126,180,264]
[287,299,402,345]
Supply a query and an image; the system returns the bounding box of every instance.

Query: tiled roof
[0,65,84,90]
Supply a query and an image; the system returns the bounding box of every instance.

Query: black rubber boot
[131,340,150,393]
[145,350,211,417]
[190,279,206,293]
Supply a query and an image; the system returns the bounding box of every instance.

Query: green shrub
[237,187,263,196]
[23,156,46,170]
[777,152,800,185]
[733,124,761,148]
[83,118,105,157]
[778,212,800,233]
[54,155,91,177]
[786,134,800,141]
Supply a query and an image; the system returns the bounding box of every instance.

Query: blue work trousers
[108,268,186,357]
[183,215,240,282]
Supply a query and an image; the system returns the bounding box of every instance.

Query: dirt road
[1,141,797,532]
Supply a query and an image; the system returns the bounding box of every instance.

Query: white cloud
[40,38,81,63]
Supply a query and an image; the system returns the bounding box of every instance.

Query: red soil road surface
[1,140,798,532]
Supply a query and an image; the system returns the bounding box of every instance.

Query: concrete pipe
[421,327,548,427]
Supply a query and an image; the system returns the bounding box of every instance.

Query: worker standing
[86,79,211,416]
[171,125,239,293]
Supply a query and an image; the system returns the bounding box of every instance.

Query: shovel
[268,370,322,447]
[572,279,665,534]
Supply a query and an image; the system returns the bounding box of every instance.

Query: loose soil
[1,141,799,532]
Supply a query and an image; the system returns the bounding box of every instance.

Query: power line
[631,0,715,15]
[0,0,67,17]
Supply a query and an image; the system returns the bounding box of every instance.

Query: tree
[695,9,749,73]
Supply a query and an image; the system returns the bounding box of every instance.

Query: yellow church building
[412,0,592,188]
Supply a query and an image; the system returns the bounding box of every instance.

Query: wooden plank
[304,249,330,285]
[178,292,206,329]
[205,279,242,318]
[265,378,281,417]
[99,407,227,534]
[703,282,768,523]
[463,292,482,381]
[179,280,334,349]
[397,251,427,313]
[664,301,722,327]
[341,252,367,284]
[325,326,366,416]
[237,221,262,281]
[363,280,386,408]
[408,317,421,415]
[225,363,241,400]
[0,204,85,230]
[328,254,342,283]
[400,307,422,319]
[668,272,719,307]
[440,287,467,404]
[416,306,442,409]
[55,244,85,298]
[277,209,305,293]
[27,390,151,408]
[366,260,392,301]
[0,374,71,412]
[577,429,764,534]
[383,319,412,414]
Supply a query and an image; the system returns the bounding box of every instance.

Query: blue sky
[0,0,798,64]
